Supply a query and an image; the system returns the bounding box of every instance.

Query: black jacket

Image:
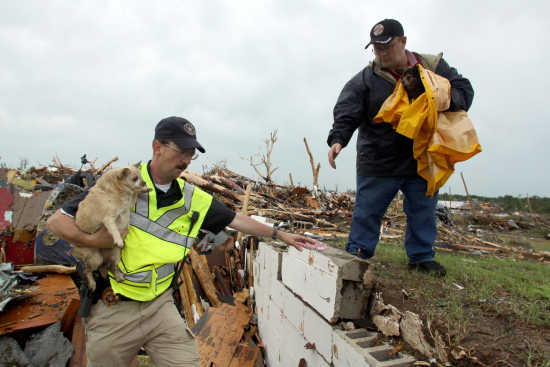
[327,52,474,177]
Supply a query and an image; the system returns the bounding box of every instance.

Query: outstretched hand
[278,232,327,251]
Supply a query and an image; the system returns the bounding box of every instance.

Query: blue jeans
[346,176,438,264]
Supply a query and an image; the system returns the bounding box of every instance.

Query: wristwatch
[271,226,278,240]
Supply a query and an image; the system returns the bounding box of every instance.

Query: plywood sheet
[0,273,79,335]
[228,343,260,367]
[193,303,251,367]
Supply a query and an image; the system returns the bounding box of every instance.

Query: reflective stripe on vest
[157,263,175,279]
[122,263,175,284]
[135,183,195,220]
[123,269,152,283]
[130,182,196,248]
[130,212,193,248]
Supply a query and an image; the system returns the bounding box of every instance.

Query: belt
[118,294,138,302]
[101,287,139,305]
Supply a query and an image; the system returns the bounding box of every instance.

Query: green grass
[327,237,550,329]
[498,233,550,252]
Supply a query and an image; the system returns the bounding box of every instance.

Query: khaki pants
[84,291,199,367]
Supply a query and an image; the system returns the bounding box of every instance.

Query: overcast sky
[1,1,549,197]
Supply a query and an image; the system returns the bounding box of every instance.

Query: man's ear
[152,140,163,156]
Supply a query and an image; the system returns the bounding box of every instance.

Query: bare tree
[247,130,279,184]
[303,137,320,192]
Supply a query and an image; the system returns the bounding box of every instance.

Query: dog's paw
[114,269,124,282]
[88,278,96,293]
[115,240,124,248]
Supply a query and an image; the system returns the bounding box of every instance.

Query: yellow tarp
[374,65,481,196]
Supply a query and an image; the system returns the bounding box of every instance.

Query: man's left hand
[278,232,325,251]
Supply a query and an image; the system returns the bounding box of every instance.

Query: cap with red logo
[365,19,404,49]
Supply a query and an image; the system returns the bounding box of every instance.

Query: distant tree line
[438,194,550,214]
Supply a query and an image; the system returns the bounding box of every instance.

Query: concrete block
[282,246,371,323]
[280,317,331,367]
[303,302,334,363]
[254,243,283,306]
[270,300,331,367]
[255,242,282,282]
[333,329,416,367]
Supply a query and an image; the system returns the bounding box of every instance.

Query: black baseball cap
[154,116,205,153]
[365,19,404,49]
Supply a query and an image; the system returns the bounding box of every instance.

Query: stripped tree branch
[246,130,279,184]
[303,137,320,191]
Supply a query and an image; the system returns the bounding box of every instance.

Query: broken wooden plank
[228,343,260,367]
[69,315,87,367]
[183,263,204,318]
[95,156,119,174]
[177,264,195,329]
[0,274,79,336]
[236,184,253,246]
[249,236,258,288]
[181,170,243,203]
[189,248,221,307]
[193,303,252,367]
[61,297,80,337]
[19,264,76,274]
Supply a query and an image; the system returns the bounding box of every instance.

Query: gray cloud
[1,1,549,196]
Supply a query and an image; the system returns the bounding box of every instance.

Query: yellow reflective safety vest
[374,64,482,196]
[109,163,213,301]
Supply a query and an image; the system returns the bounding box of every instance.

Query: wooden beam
[19,265,76,274]
[183,263,204,318]
[236,184,253,246]
[189,248,221,307]
[177,263,195,328]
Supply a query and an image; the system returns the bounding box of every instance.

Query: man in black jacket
[327,19,474,276]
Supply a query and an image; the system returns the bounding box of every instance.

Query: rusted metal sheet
[0,273,79,335]
[193,303,252,367]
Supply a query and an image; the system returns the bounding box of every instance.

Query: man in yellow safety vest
[47,116,317,366]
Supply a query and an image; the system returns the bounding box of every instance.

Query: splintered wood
[0,274,79,336]
[192,303,253,367]
[180,167,354,236]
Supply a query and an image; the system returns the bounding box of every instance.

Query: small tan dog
[71,162,150,291]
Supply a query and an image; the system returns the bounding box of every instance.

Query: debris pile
[1,155,549,366]
[181,167,354,236]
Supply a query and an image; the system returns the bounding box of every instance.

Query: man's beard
[376,56,399,70]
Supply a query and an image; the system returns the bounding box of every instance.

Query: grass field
[326,237,550,366]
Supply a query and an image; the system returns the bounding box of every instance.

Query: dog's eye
[132,176,138,182]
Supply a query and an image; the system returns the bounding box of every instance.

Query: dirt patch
[375,269,550,366]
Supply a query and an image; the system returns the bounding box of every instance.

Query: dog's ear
[119,167,130,179]
[132,161,141,169]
